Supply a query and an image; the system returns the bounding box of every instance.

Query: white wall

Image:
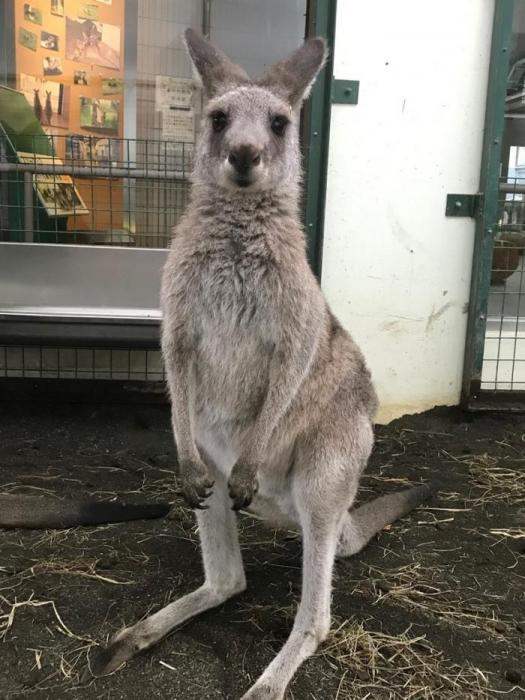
[322,0,495,423]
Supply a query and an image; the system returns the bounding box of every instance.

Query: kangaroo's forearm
[228,322,320,510]
[243,325,320,462]
[167,355,215,508]
[166,357,196,463]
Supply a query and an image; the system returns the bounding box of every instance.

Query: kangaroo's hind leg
[84,467,246,678]
[242,410,374,700]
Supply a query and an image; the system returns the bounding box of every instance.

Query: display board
[14,0,126,235]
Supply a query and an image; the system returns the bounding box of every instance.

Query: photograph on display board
[67,134,120,164]
[66,18,120,70]
[17,152,89,218]
[155,76,194,110]
[79,97,119,134]
[18,27,37,51]
[51,0,64,17]
[19,73,70,128]
[74,70,89,85]
[41,31,59,51]
[102,78,123,95]
[79,4,99,20]
[161,109,194,142]
[17,152,55,165]
[23,4,42,25]
[36,179,89,217]
[43,56,63,76]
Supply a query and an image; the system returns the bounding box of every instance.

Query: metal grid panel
[481,177,525,391]
[136,0,200,142]
[0,345,164,381]
[0,131,191,248]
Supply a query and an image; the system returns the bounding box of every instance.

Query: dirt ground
[0,401,523,699]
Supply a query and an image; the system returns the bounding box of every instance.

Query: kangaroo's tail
[0,495,171,530]
[337,483,437,558]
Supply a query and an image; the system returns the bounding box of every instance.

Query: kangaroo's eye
[271,115,288,137]
[210,111,227,133]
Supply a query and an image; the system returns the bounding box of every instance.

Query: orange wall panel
[15,0,127,235]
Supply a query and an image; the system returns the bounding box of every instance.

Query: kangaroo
[84,30,434,698]
[33,88,42,123]
[44,90,53,125]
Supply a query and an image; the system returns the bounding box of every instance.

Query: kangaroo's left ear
[257,38,328,108]
[184,28,249,98]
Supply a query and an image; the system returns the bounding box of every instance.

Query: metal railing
[0,132,193,248]
[0,132,190,383]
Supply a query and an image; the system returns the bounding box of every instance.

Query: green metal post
[303,0,338,276]
[462,0,514,404]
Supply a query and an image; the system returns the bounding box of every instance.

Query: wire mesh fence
[0,345,165,381]
[0,129,187,383]
[481,177,525,391]
[0,129,192,248]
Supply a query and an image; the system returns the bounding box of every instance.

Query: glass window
[0,0,307,248]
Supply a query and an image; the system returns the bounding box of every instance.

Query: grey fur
[258,37,327,106]
[85,32,435,698]
[184,28,249,97]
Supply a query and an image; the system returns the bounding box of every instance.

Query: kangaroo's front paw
[178,459,214,509]
[228,463,258,511]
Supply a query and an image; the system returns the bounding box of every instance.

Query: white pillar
[322,0,495,422]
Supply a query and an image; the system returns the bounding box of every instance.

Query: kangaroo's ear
[258,38,327,108]
[184,28,249,98]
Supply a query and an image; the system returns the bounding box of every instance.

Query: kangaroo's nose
[228,145,261,175]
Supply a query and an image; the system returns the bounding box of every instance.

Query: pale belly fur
[193,415,300,531]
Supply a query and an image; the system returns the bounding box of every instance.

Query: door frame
[303,0,338,277]
[462,0,519,408]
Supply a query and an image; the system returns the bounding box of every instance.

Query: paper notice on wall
[155,76,194,110]
[161,107,194,142]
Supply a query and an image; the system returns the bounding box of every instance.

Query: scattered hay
[357,562,512,634]
[357,472,427,505]
[0,593,93,644]
[32,558,135,585]
[322,617,492,699]
[126,473,180,501]
[364,474,417,489]
[0,557,135,594]
[441,451,525,507]
[0,594,98,690]
[0,482,57,497]
[488,528,525,540]
[237,597,499,697]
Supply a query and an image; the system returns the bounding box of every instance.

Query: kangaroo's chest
[184,241,280,425]
[198,235,273,306]
[186,236,278,333]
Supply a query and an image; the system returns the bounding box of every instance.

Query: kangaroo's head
[185,29,327,193]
